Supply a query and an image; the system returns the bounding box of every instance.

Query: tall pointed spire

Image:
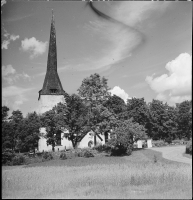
[39,9,65,99]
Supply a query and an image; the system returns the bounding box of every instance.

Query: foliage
[186,140,192,155]
[176,100,192,140]
[52,94,89,148]
[2,106,9,121]
[41,109,62,151]
[77,73,111,103]
[103,94,126,117]
[148,100,178,140]
[76,149,94,158]
[42,152,53,161]
[77,73,116,144]
[108,119,147,156]
[17,112,41,152]
[2,149,16,165]
[12,155,26,165]
[93,144,111,153]
[60,152,67,160]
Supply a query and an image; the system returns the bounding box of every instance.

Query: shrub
[42,152,53,161]
[83,149,94,158]
[60,152,67,160]
[2,149,16,165]
[12,155,26,165]
[76,149,94,158]
[186,140,192,155]
[93,144,111,153]
[152,140,166,147]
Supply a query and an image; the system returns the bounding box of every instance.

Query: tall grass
[2,162,192,199]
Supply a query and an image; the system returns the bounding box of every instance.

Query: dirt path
[150,145,192,165]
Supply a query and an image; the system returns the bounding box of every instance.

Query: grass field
[2,149,192,199]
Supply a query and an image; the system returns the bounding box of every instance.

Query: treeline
[2,73,192,154]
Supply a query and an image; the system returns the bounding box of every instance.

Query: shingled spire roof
[38,10,65,100]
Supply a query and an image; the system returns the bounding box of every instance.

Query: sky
[2,0,192,117]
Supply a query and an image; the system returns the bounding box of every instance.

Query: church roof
[39,10,66,98]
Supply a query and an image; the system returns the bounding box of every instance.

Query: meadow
[2,149,192,199]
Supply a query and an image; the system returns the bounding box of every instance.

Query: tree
[2,106,11,150]
[148,99,178,141]
[41,109,60,151]
[125,97,153,138]
[103,94,126,119]
[108,119,147,155]
[53,94,90,148]
[8,110,23,151]
[2,106,9,121]
[78,73,115,143]
[176,100,192,140]
[77,73,111,103]
[17,112,41,152]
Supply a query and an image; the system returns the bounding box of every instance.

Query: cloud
[2,34,20,49]
[2,65,16,76]
[76,1,170,71]
[2,65,31,84]
[109,86,130,103]
[146,53,192,104]
[21,37,48,59]
[1,0,6,7]
[2,86,34,110]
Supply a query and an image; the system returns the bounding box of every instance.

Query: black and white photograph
[2,0,192,199]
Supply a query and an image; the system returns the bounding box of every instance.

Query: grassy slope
[2,149,192,199]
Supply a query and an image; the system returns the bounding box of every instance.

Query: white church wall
[38,95,65,114]
[77,131,94,148]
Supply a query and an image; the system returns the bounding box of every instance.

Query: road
[150,145,192,165]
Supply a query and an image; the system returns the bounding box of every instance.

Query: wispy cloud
[2,33,20,49]
[74,1,170,71]
[2,64,31,84]
[146,53,192,104]
[2,86,35,110]
[21,37,48,59]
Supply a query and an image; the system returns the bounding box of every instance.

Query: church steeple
[38,10,65,100]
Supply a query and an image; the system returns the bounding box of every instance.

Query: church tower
[38,10,66,114]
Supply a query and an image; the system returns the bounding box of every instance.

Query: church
[37,10,109,152]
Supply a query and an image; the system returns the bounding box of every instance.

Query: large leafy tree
[77,73,116,142]
[77,73,111,103]
[103,94,127,119]
[2,106,9,121]
[108,119,147,155]
[148,99,178,141]
[2,106,12,150]
[8,110,23,151]
[53,94,90,148]
[125,97,153,137]
[17,112,41,152]
[176,100,192,140]
[41,109,60,151]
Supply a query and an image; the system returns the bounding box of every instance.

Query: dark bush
[186,140,192,155]
[2,149,16,165]
[60,152,67,160]
[83,149,94,158]
[110,145,126,156]
[76,149,94,158]
[42,152,53,161]
[93,144,111,153]
[12,155,26,165]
